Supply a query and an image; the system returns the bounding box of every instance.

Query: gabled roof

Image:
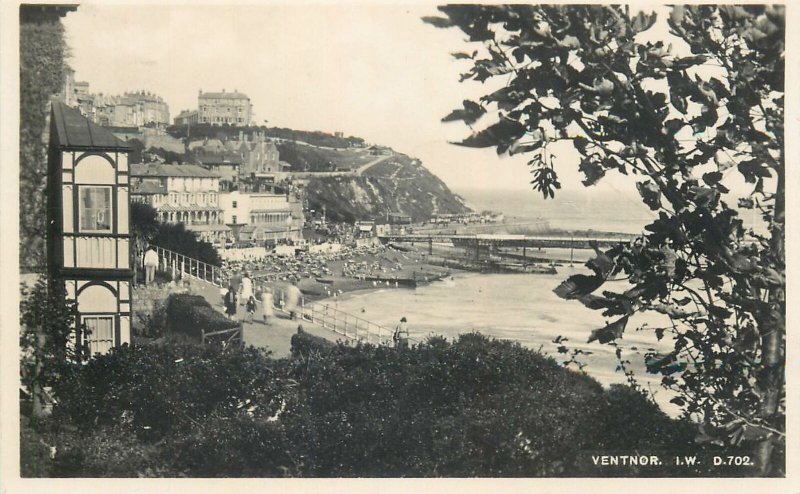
[131,182,167,194]
[199,91,249,100]
[130,162,220,178]
[50,101,132,150]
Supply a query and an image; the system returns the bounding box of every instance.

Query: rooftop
[199,91,249,100]
[131,182,167,194]
[130,162,220,178]
[50,102,132,150]
[195,154,243,165]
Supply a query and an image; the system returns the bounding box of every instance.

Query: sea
[324,188,690,414]
[459,187,658,234]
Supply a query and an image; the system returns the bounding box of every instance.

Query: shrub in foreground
[165,293,238,342]
[38,335,726,477]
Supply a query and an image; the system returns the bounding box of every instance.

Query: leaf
[636,180,662,210]
[572,136,590,155]
[579,155,605,186]
[450,51,475,60]
[672,55,709,70]
[669,396,686,407]
[553,273,604,300]
[702,171,723,186]
[576,294,612,310]
[453,118,526,148]
[737,159,772,183]
[422,16,454,28]
[587,241,614,277]
[441,100,486,126]
[587,316,629,344]
[645,352,677,374]
[688,186,719,207]
[631,10,658,34]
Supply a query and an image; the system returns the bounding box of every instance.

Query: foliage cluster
[166,124,363,149]
[165,293,238,342]
[19,15,69,271]
[26,335,758,477]
[289,327,335,357]
[20,277,79,406]
[151,220,222,266]
[275,141,372,172]
[426,4,784,473]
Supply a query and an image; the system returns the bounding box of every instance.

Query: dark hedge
[165,293,238,342]
[28,334,746,477]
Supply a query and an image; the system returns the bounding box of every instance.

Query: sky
[62,2,642,198]
[61,2,754,203]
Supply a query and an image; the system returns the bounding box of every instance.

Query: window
[83,316,114,355]
[232,201,238,208]
[232,215,237,224]
[79,187,112,232]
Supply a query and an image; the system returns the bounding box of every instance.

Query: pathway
[354,153,394,176]
[187,278,350,358]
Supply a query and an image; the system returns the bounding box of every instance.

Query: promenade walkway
[187,278,350,358]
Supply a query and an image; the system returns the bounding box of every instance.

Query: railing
[153,246,227,287]
[153,245,420,347]
[201,325,243,347]
[286,299,420,347]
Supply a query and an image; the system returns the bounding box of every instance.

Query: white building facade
[219,190,303,243]
[130,163,231,243]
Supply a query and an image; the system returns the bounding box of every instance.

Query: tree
[426,5,784,475]
[20,10,70,271]
[20,277,80,419]
[152,222,222,267]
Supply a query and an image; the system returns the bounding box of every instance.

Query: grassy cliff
[305,153,469,222]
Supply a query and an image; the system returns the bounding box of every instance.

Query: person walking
[240,273,253,306]
[224,285,238,320]
[261,286,274,325]
[284,281,302,320]
[393,316,409,350]
[245,295,257,323]
[143,246,159,285]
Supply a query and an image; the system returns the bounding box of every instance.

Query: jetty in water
[380,233,637,250]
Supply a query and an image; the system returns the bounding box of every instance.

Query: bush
[290,327,335,357]
[165,293,237,342]
[39,335,706,477]
[52,343,280,442]
[161,416,294,477]
[280,333,609,476]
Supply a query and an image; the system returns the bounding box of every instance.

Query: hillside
[161,124,471,222]
[304,153,469,223]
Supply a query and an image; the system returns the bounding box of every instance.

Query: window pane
[84,316,114,355]
[80,187,112,232]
